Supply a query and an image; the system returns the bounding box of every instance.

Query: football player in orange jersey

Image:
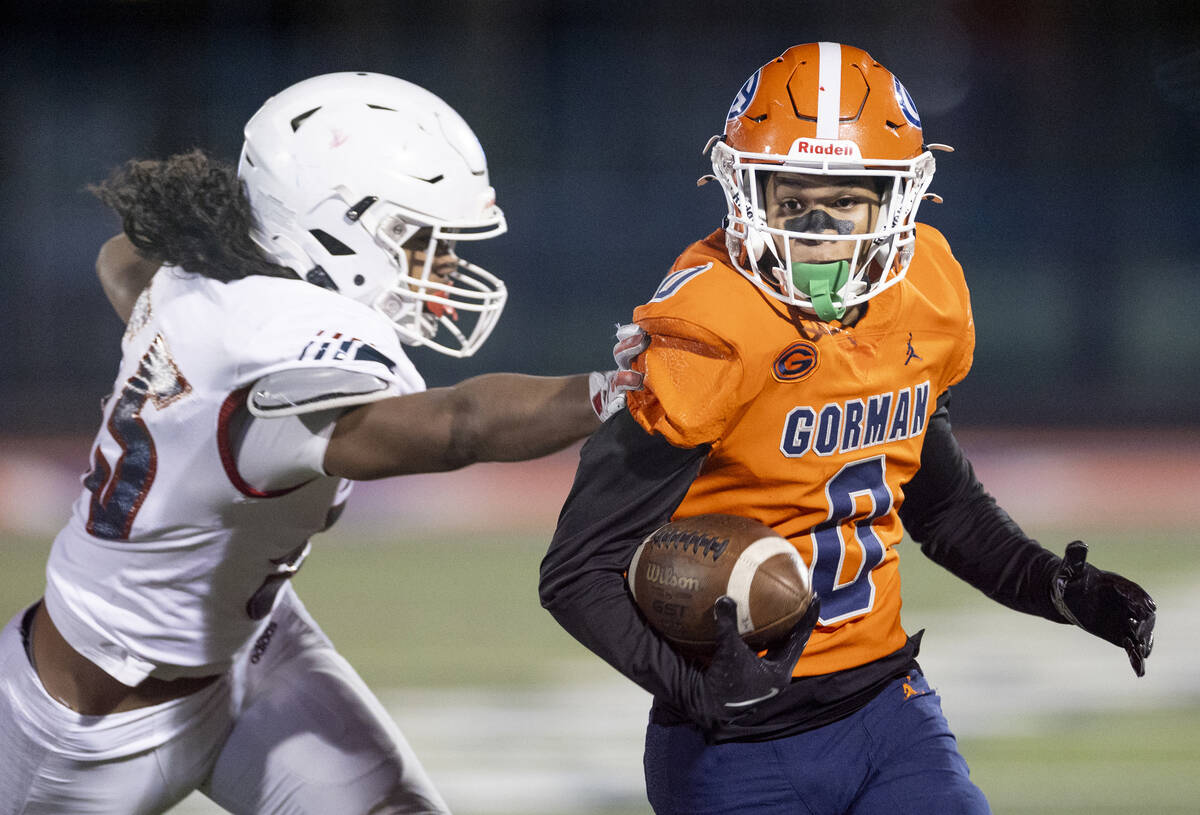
[540,42,1156,814]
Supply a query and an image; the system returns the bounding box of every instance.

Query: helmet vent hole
[290,107,321,132]
[304,266,339,291]
[367,104,397,112]
[309,229,355,256]
[353,274,365,286]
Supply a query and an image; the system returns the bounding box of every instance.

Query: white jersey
[44,268,424,685]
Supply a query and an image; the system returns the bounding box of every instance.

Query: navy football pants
[644,671,991,814]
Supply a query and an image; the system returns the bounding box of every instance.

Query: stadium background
[2,1,1198,812]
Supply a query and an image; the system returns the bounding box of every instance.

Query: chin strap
[790,261,849,321]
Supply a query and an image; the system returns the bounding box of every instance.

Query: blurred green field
[3,525,1197,814]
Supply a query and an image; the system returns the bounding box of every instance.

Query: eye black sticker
[784,210,856,235]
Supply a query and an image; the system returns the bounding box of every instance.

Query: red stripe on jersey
[216,387,310,499]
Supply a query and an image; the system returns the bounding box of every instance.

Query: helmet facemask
[712,138,936,321]
[366,208,507,358]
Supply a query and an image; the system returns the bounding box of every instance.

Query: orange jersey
[626,225,974,677]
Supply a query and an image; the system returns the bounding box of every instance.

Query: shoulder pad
[247,367,396,418]
[649,262,712,303]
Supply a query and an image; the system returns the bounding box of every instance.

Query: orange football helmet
[709,42,942,320]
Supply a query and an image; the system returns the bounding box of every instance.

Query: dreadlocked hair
[89,149,296,282]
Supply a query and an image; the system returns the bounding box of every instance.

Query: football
[628,513,814,657]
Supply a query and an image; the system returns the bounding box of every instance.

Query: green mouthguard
[790,260,850,321]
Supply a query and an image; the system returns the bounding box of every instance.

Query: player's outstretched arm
[96,233,160,322]
[901,391,1156,676]
[324,372,598,479]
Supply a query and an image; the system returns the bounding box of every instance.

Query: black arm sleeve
[899,392,1067,622]
[539,410,713,711]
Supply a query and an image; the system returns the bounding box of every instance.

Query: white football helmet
[239,72,507,357]
[709,42,941,321]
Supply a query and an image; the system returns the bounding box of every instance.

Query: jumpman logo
[901,674,931,700]
[904,333,922,366]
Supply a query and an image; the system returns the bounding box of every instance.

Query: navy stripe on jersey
[650,263,712,303]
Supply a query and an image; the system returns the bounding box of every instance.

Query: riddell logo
[791,139,862,159]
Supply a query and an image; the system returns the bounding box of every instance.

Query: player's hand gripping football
[695,594,821,727]
[588,323,648,421]
[1051,541,1156,677]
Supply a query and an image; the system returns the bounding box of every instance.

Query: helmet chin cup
[374,289,436,346]
[745,228,769,262]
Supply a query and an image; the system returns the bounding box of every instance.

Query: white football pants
[0,586,449,814]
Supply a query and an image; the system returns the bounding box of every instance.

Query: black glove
[1051,540,1156,677]
[694,594,821,728]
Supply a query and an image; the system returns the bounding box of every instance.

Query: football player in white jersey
[0,73,638,815]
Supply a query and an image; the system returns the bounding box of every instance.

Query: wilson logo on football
[773,340,819,382]
[645,564,701,592]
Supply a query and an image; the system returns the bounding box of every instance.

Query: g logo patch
[773,340,819,382]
